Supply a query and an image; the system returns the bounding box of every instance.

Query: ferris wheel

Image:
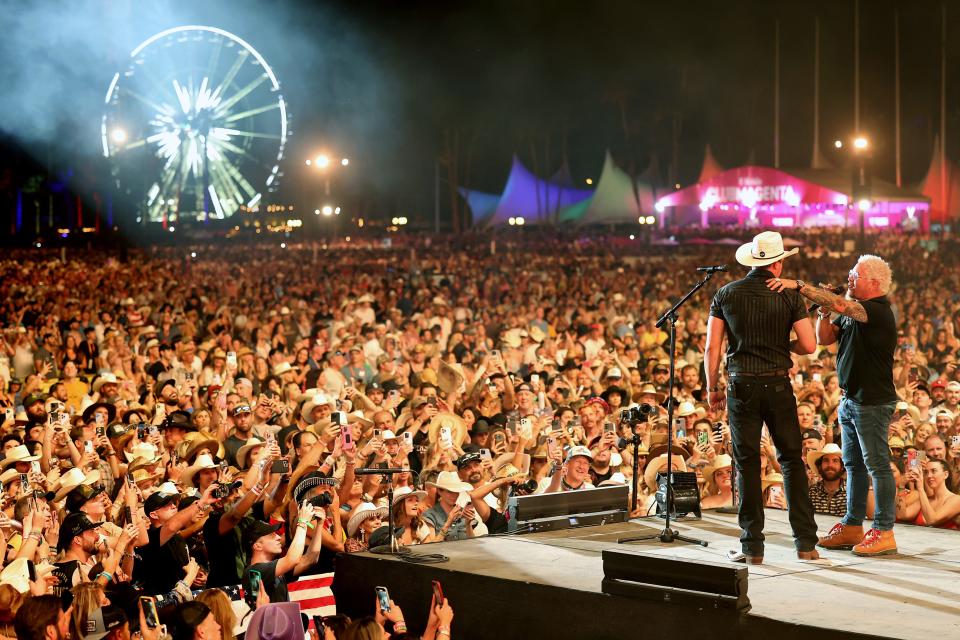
[102,25,289,223]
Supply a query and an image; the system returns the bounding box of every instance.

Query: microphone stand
[619,272,713,548]
[355,467,405,555]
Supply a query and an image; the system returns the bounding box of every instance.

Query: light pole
[836,136,871,251]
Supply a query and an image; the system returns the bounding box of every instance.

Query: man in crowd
[808,444,847,517]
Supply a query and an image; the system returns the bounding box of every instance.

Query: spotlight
[341,158,349,166]
[322,205,333,216]
[315,154,330,168]
[110,128,127,143]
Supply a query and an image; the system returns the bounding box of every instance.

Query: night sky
[0,0,956,223]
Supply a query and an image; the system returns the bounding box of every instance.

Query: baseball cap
[455,452,481,469]
[800,428,823,441]
[244,520,283,549]
[84,605,127,640]
[66,484,104,513]
[515,382,534,394]
[22,393,46,408]
[606,367,622,379]
[58,512,100,551]
[231,404,252,416]
[143,491,178,516]
[566,445,594,462]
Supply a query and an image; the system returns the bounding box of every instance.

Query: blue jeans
[837,397,896,531]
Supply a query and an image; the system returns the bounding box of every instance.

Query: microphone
[351,467,406,475]
[696,265,728,273]
[808,285,846,312]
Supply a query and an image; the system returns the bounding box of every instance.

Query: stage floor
[382,509,960,639]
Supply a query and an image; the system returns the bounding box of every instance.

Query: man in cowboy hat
[705,230,820,563]
[771,254,899,556]
[807,443,846,517]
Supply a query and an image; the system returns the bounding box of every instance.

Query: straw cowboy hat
[391,485,427,509]
[91,372,122,394]
[301,393,334,421]
[806,443,843,473]
[0,444,40,470]
[736,231,799,267]
[429,471,473,493]
[180,432,224,464]
[428,412,468,447]
[181,453,219,486]
[492,453,531,480]
[437,360,465,395]
[124,442,160,465]
[703,454,733,491]
[676,401,697,418]
[644,453,689,493]
[236,438,267,469]
[347,502,389,538]
[52,467,102,502]
[637,383,666,404]
[272,362,294,377]
[762,472,785,492]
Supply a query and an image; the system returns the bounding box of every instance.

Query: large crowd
[1,228,959,640]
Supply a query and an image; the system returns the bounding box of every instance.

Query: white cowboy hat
[272,362,294,377]
[347,502,389,538]
[598,472,629,487]
[124,442,160,464]
[236,438,267,469]
[676,401,697,418]
[390,485,427,508]
[301,393,334,420]
[735,231,799,267]
[92,372,120,393]
[703,454,733,488]
[0,444,40,469]
[762,472,785,491]
[807,442,843,472]
[53,467,102,502]
[429,471,473,493]
[181,453,219,486]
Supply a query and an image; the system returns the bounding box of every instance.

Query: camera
[512,479,539,495]
[619,403,657,422]
[212,482,230,499]
[308,493,334,508]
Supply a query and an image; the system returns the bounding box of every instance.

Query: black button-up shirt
[709,267,808,375]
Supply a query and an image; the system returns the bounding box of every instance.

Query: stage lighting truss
[102,25,289,222]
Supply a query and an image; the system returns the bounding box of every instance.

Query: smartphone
[479,448,492,461]
[492,431,506,446]
[226,351,237,368]
[812,372,822,382]
[531,374,540,384]
[247,570,262,605]
[375,586,391,612]
[123,506,133,526]
[149,425,160,437]
[84,440,95,454]
[387,389,400,401]
[952,435,960,447]
[373,428,382,438]
[271,459,290,474]
[440,426,453,448]
[519,417,532,439]
[908,367,919,384]
[674,418,686,440]
[402,431,413,446]
[140,596,160,628]
[126,472,136,486]
[18,473,29,491]
[490,349,501,359]
[794,373,803,386]
[431,580,444,606]
[427,396,437,407]
[698,430,709,446]
[603,422,616,434]
[907,449,919,470]
[26,559,36,582]
[48,411,61,425]
[30,460,41,475]
[768,485,783,502]
[332,411,348,426]
[313,616,326,636]
[95,412,106,428]
[455,491,471,509]
[341,430,353,448]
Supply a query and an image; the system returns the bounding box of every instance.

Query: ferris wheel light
[110,128,128,143]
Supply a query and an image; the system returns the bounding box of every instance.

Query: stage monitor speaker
[507,485,629,534]
[655,471,702,519]
[601,548,750,612]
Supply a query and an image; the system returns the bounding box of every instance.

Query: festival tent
[484,156,593,226]
[697,144,724,183]
[655,165,929,230]
[918,136,960,225]
[458,187,501,226]
[563,151,655,225]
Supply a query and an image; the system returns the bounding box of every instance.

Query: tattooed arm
[766,278,868,323]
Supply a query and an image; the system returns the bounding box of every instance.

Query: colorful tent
[458,188,500,226]
[566,152,654,225]
[918,136,960,224]
[485,156,592,226]
[697,144,724,183]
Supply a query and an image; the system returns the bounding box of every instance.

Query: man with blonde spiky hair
[768,254,898,557]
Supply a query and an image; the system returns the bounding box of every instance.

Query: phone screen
[432,580,444,605]
[248,570,262,603]
[455,491,471,509]
[375,586,391,612]
[140,597,160,628]
[27,559,36,582]
[697,431,709,446]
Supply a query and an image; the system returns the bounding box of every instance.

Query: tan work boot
[852,528,898,557]
[818,523,864,550]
